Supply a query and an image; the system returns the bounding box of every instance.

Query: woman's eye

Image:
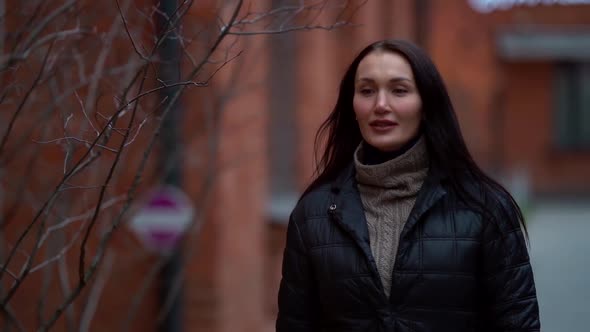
[359,88,374,95]
[393,88,408,94]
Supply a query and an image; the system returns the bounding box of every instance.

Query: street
[527,200,590,331]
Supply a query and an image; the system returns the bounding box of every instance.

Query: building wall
[501,62,590,194]
[428,0,590,195]
[210,1,590,330]
[4,1,590,332]
[1,0,271,331]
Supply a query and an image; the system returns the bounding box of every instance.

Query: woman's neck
[362,135,421,165]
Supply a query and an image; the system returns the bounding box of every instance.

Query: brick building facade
[2,1,589,331]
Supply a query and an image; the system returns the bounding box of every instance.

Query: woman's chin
[366,139,404,152]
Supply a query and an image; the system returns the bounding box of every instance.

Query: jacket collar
[329,162,448,248]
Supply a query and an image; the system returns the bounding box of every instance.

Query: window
[554,62,590,149]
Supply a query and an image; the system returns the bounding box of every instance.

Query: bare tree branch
[0,305,25,332]
[74,90,99,137]
[4,0,46,60]
[78,65,147,285]
[0,63,143,165]
[0,0,78,71]
[57,246,75,332]
[227,21,352,35]
[39,2,245,329]
[37,239,55,328]
[22,196,124,278]
[37,195,125,249]
[0,27,93,65]
[0,140,44,229]
[119,256,168,331]
[0,266,18,281]
[1,194,50,305]
[0,40,55,157]
[0,64,146,283]
[32,137,120,153]
[118,80,208,110]
[82,0,132,119]
[115,0,147,60]
[0,0,362,329]
[78,250,113,332]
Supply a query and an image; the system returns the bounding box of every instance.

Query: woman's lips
[369,120,398,131]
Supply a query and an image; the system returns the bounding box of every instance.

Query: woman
[276,40,540,332]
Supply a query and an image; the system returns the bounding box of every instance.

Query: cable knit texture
[353,137,429,298]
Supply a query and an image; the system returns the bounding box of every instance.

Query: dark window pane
[580,64,590,145]
[554,62,590,149]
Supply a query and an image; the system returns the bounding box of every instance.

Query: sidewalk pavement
[527,200,590,332]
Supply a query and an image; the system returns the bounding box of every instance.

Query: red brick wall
[500,62,590,194]
[428,0,590,194]
[2,0,272,331]
[5,1,589,332]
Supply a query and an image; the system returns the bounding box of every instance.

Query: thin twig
[78,65,147,285]
[1,27,93,65]
[83,0,132,119]
[227,21,352,35]
[1,191,51,305]
[37,238,56,328]
[19,0,78,53]
[204,50,243,83]
[32,137,119,154]
[236,5,301,25]
[0,267,18,281]
[115,0,147,60]
[60,184,113,191]
[117,80,208,111]
[29,219,86,274]
[78,251,113,332]
[57,243,75,332]
[119,256,168,331]
[37,195,125,249]
[0,137,44,229]
[0,39,54,157]
[8,0,46,56]
[0,42,63,281]
[0,0,75,71]
[124,116,150,147]
[74,90,99,136]
[0,305,25,332]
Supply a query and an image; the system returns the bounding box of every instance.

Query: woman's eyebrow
[355,77,375,83]
[355,77,412,83]
[390,77,412,83]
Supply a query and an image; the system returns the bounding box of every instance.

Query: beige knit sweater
[353,137,429,298]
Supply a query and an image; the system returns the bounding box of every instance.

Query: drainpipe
[415,0,430,49]
[156,0,183,331]
[0,0,4,55]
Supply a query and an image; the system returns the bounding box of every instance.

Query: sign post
[129,186,194,255]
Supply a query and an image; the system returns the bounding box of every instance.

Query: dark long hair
[303,39,527,235]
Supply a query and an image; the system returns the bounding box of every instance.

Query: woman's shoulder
[450,177,523,233]
[292,164,355,221]
[291,183,333,222]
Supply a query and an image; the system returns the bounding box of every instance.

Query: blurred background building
[1,0,589,331]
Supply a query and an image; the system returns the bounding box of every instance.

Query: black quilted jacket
[276,164,540,332]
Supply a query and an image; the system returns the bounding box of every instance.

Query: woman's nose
[375,90,390,112]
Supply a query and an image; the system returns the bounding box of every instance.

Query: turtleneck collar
[361,134,421,165]
[354,136,429,190]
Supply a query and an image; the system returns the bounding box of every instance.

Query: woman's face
[353,50,422,152]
